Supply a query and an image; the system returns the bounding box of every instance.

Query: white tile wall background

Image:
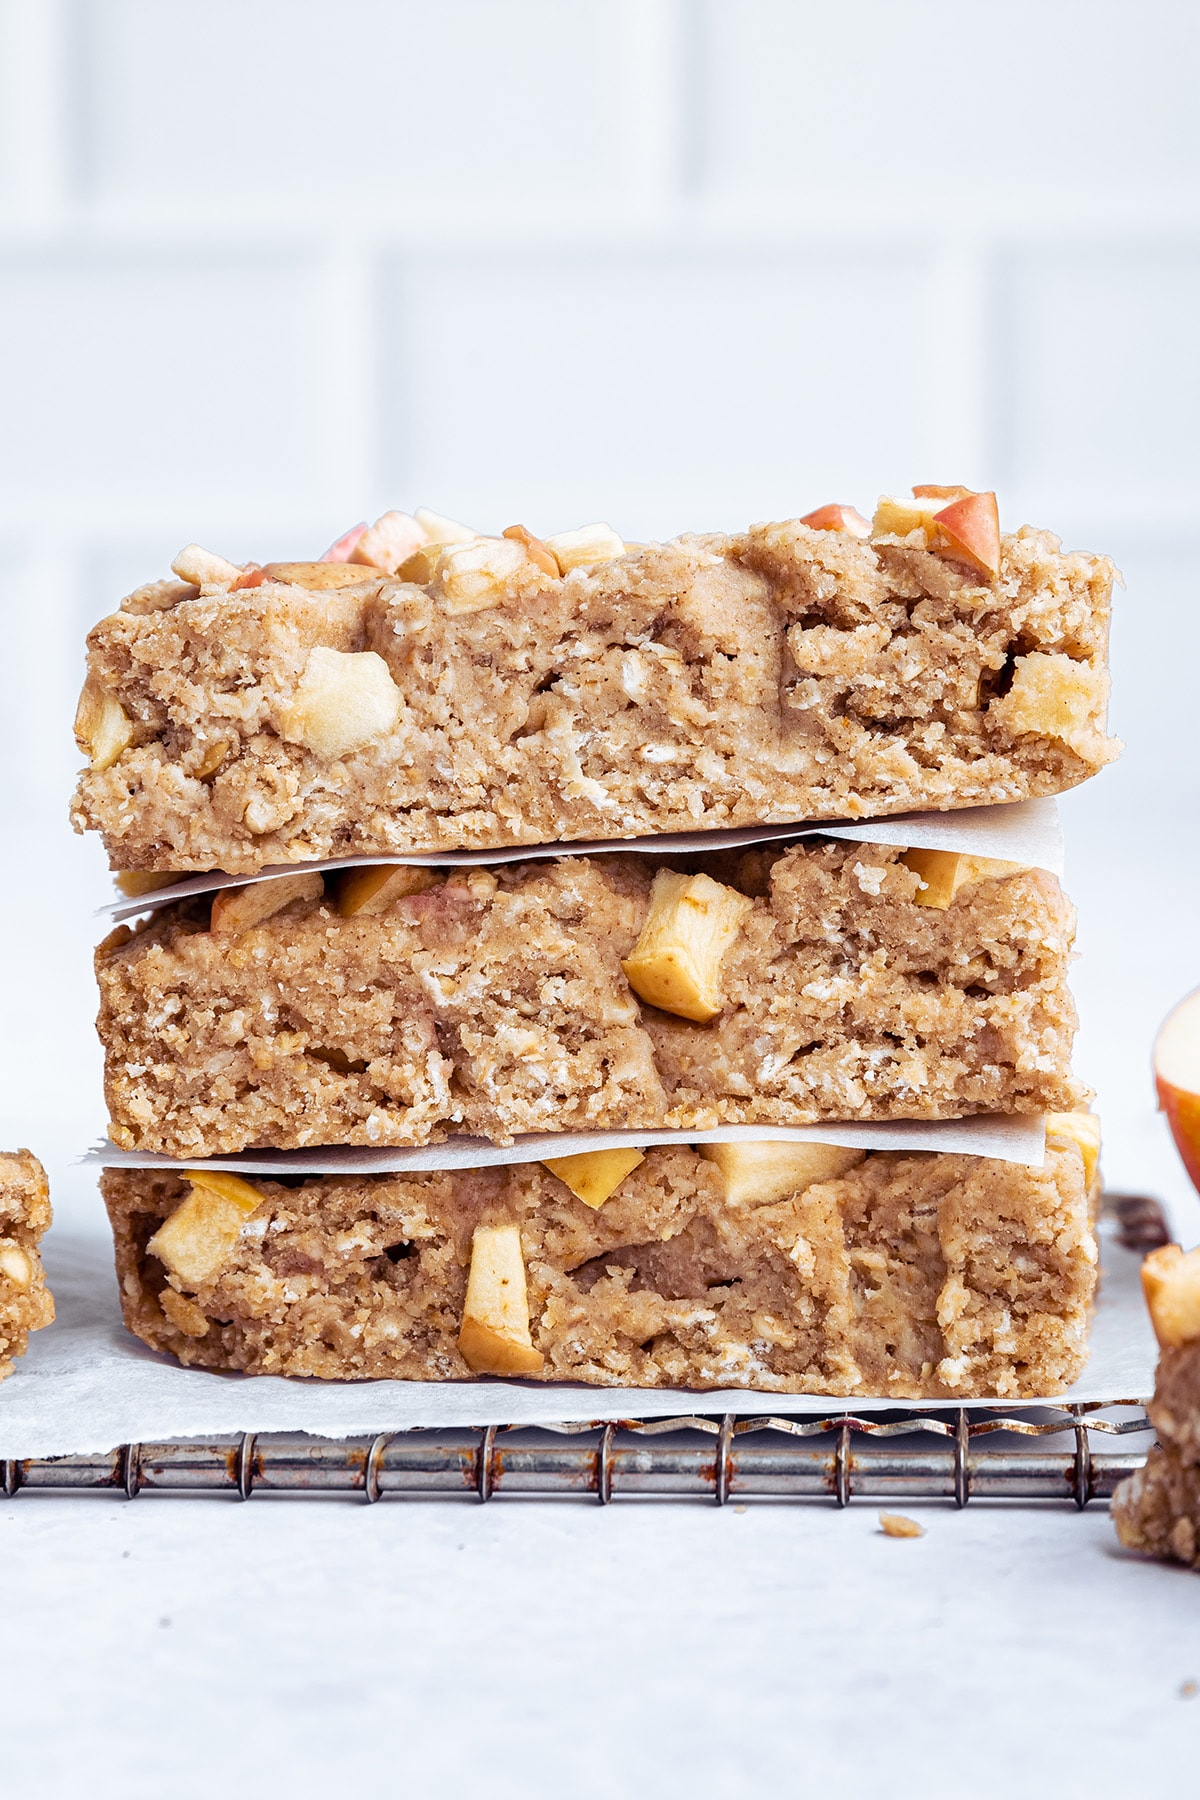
[1,0,1198,1230]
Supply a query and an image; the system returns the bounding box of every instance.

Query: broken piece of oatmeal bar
[102,1129,1097,1398]
[95,840,1085,1156]
[71,494,1118,875]
[0,1150,54,1379]
[1113,1243,1200,1567]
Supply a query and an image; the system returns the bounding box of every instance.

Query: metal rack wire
[1,1403,1153,1506]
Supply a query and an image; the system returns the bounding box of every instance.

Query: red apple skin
[799,503,871,537]
[320,522,367,562]
[913,483,971,502]
[230,564,266,590]
[932,490,1001,579]
[1158,1075,1200,1196]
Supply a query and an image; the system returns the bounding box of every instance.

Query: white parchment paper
[103,797,1064,921]
[88,1113,1048,1177]
[0,1221,1155,1459]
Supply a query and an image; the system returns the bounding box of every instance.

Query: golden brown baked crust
[0,1150,54,1379]
[95,841,1083,1156]
[102,1140,1096,1398]
[72,522,1117,874]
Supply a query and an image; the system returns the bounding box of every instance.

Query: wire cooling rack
[1,1403,1153,1507]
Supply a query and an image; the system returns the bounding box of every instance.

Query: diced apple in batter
[1044,1112,1101,1194]
[170,544,243,587]
[279,646,402,760]
[74,681,134,772]
[900,848,1034,908]
[336,864,441,916]
[1141,1244,1200,1350]
[319,521,368,562]
[457,1224,544,1376]
[349,510,428,575]
[621,871,753,1022]
[700,1141,865,1206]
[0,1243,33,1288]
[147,1171,265,1289]
[871,488,1001,580]
[541,1147,646,1209]
[798,503,872,537]
[990,652,1108,757]
[414,507,476,546]
[438,536,538,614]
[209,871,325,934]
[544,523,625,573]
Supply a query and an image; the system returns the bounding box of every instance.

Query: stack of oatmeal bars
[75,488,1116,1398]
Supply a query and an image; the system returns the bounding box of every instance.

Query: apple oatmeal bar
[96,840,1084,1157]
[71,494,1118,876]
[1113,1245,1200,1567]
[0,1150,54,1380]
[102,1126,1098,1397]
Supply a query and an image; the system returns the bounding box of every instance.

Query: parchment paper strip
[87,1113,1048,1175]
[103,797,1064,922]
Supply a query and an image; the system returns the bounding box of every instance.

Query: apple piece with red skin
[799,503,871,538]
[320,522,368,562]
[930,490,1001,580]
[1155,987,1200,1195]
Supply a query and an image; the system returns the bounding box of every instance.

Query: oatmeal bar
[96,840,1084,1157]
[101,1129,1097,1397]
[71,499,1117,875]
[1113,1244,1200,1567]
[0,1150,54,1379]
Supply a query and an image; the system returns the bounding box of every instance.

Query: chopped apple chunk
[457,1223,544,1376]
[75,681,134,772]
[336,863,441,916]
[0,1243,33,1289]
[279,646,402,760]
[544,523,625,573]
[541,1147,646,1209]
[319,521,368,562]
[414,506,476,547]
[438,535,540,614]
[170,544,243,587]
[210,871,325,933]
[1045,1112,1101,1194]
[991,652,1108,757]
[621,871,753,1022]
[798,503,872,537]
[115,871,180,897]
[1141,1244,1200,1350]
[872,488,1001,579]
[900,848,1034,908]
[350,510,428,575]
[147,1171,265,1289]
[700,1141,865,1206]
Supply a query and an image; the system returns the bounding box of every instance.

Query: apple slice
[1155,987,1200,1196]
[798,503,872,538]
